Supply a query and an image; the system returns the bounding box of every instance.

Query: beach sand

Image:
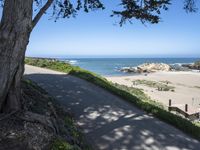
[106,72,200,112]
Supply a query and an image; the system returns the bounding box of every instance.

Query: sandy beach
[106,71,200,112]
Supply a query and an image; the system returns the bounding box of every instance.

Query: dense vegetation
[22,79,91,150]
[25,57,200,140]
[0,77,90,149]
[24,79,91,150]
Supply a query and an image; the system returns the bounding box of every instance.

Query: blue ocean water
[58,58,200,76]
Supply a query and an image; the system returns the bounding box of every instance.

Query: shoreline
[104,70,200,77]
[106,71,200,111]
[25,57,200,77]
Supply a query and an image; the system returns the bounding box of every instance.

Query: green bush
[51,138,76,150]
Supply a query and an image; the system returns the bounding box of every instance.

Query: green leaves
[112,0,171,26]
[184,0,198,13]
[31,0,200,25]
[51,0,105,20]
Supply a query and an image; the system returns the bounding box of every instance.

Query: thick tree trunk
[0,0,33,113]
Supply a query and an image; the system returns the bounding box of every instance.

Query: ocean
[58,58,200,76]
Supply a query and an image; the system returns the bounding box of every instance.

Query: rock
[137,63,171,73]
[120,67,137,73]
[170,64,190,71]
[120,63,171,73]
[182,61,200,70]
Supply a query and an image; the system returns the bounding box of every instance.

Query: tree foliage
[184,0,198,12]
[112,0,170,25]
[0,0,199,26]
[43,0,171,25]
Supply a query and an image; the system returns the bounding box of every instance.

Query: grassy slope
[22,79,91,150]
[25,57,200,140]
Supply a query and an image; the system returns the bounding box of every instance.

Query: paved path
[25,65,200,150]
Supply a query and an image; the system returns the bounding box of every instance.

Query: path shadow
[24,73,200,150]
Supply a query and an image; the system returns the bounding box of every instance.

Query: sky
[26,0,200,58]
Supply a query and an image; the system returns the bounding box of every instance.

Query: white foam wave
[61,59,78,65]
[68,60,78,64]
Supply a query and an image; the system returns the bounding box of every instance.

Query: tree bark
[0,0,33,113]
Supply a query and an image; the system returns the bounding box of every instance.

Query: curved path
[25,65,200,150]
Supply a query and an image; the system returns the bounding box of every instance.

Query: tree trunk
[0,0,33,113]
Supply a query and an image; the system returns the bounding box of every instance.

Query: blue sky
[26,0,200,58]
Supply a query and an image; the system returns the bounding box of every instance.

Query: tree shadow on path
[24,73,200,150]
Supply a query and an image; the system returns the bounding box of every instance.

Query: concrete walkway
[25,65,200,150]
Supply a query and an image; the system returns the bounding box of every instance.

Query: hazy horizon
[26,54,200,59]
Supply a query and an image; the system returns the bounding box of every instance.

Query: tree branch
[32,0,54,28]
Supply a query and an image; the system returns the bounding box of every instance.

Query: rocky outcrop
[182,61,200,70]
[170,64,190,71]
[120,67,138,73]
[137,63,171,73]
[120,63,171,73]
[120,61,200,73]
